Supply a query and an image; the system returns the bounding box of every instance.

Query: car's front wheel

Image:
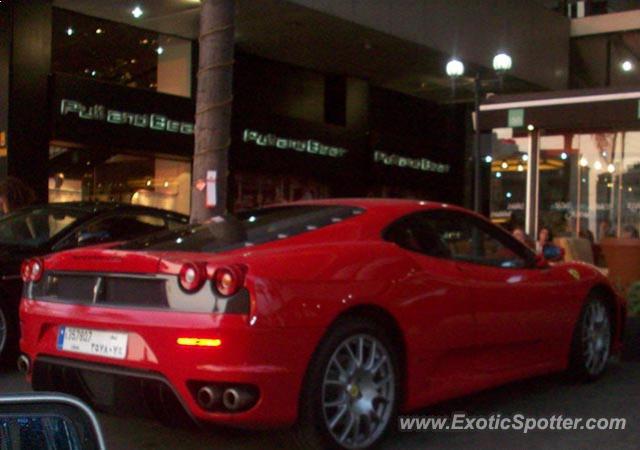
[292,317,399,450]
[569,295,612,381]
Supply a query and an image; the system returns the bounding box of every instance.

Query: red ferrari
[19,199,625,449]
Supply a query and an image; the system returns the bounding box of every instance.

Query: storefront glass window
[48,145,191,215]
[52,9,192,97]
[490,129,640,246]
[489,130,529,227]
[538,132,640,242]
[538,134,580,237]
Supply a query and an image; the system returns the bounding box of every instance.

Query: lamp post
[446,53,512,214]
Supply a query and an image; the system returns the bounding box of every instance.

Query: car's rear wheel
[569,295,612,381]
[0,303,16,365]
[0,305,6,358]
[292,317,399,450]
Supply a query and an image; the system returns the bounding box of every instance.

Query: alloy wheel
[321,334,395,449]
[0,307,6,356]
[581,301,611,376]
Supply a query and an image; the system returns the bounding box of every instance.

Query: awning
[479,86,640,133]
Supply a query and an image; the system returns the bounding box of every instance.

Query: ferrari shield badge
[568,268,581,280]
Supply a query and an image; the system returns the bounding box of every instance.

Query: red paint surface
[20,199,626,427]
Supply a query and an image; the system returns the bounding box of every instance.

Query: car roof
[253,198,482,238]
[17,202,189,219]
[275,198,472,216]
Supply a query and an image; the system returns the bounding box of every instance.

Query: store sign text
[242,129,348,158]
[60,99,194,135]
[373,150,450,173]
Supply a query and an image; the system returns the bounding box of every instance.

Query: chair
[600,238,640,296]
[553,237,594,265]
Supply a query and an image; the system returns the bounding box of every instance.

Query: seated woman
[512,226,534,249]
[537,226,564,261]
[622,224,639,239]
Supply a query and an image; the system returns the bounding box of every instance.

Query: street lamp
[492,53,513,72]
[446,59,465,78]
[446,59,465,97]
[446,52,513,213]
[493,52,512,90]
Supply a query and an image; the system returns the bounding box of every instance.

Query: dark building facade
[1,1,470,215]
[1,0,570,215]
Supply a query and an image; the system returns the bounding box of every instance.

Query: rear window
[119,205,363,252]
[0,206,88,248]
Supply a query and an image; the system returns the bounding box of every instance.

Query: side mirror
[0,392,105,450]
[77,230,111,247]
[534,254,550,268]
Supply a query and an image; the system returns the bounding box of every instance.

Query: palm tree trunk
[191,0,235,223]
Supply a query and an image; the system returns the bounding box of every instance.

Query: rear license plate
[57,326,128,360]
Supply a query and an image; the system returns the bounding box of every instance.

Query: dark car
[0,202,188,363]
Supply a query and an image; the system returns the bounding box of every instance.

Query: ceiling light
[517,164,524,172]
[522,154,529,162]
[622,60,634,72]
[560,152,568,160]
[527,124,535,131]
[594,161,603,171]
[607,163,615,173]
[484,155,493,163]
[496,171,502,178]
[96,28,104,34]
[501,161,508,169]
[91,70,97,76]
[156,46,164,55]
[580,157,588,167]
[66,27,74,36]
[132,6,143,18]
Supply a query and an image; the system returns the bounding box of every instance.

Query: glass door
[489,129,530,230]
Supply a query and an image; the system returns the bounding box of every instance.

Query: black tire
[290,316,400,450]
[568,294,612,382]
[0,302,18,366]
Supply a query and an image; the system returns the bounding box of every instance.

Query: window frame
[52,210,175,251]
[383,209,538,269]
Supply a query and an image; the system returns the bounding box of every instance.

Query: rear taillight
[21,258,44,283]
[179,262,205,292]
[20,260,31,282]
[213,265,246,297]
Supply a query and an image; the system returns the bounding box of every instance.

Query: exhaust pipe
[222,387,256,412]
[196,386,221,410]
[17,355,30,374]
